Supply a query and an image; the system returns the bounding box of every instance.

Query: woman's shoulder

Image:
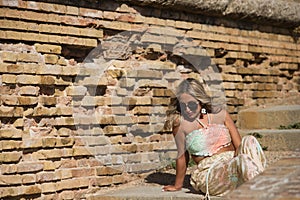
[209,109,227,124]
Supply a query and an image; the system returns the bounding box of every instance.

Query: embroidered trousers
[190,135,267,197]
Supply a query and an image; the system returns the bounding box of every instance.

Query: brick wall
[0,0,299,199]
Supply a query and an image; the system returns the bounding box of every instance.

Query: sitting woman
[163,78,266,199]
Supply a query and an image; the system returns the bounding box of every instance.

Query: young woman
[163,78,266,199]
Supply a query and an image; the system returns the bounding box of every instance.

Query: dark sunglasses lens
[179,103,186,110]
[188,102,198,111]
[180,102,198,111]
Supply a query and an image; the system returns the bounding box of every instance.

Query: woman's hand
[162,185,182,192]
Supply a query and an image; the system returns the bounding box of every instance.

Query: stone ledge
[237,105,300,130]
[240,129,300,151]
[116,0,300,28]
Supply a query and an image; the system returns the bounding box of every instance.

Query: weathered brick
[222,74,243,82]
[34,43,62,54]
[56,137,74,147]
[0,164,17,175]
[22,138,43,149]
[17,162,44,173]
[23,185,42,195]
[0,140,21,150]
[18,96,38,105]
[103,125,127,135]
[22,174,36,184]
[17,52,39,63]
[57,169,73,180]
[91,176,113,186]
[44,54,59,64]
[0,128,22,139]
[2,74,16,83]
[1,95,18,105]
[16,75,41,84]
[36,171,58,183]
[56,177,89,190]
[0,175,22,185]
[18,86,40,96]
[72,147,93,157]
[66,6,78,15]
[0,105,16,117]
[96,166,123,176]
[79,7,103,18]
[71,168,95,177]
[41,182,56,193]
[59,190,75,200]
[0,186,20,198]
[0,51,17,62]
[66,86,87,96]
[0,151,22,163]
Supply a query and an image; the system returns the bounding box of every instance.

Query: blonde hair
[165,78,221,130]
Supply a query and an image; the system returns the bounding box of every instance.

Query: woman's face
[179,93,201,120]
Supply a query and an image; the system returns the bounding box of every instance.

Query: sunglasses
[179,101,199,111]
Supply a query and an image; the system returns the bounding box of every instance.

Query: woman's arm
[225,110,242,154]
[162,124,189,191]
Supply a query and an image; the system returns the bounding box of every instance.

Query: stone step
[87,185,223,200]
[239,129,300,151]
[237,105,300,130]
[224,156,300,200]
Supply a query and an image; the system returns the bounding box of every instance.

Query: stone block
[41,182,56,193]
[57,178,89,190]
[92,176,113,186]
[72,147,93,157]
[40,75,56,85]
[109,135,122,144]
[112,174,126,185]
[0,105,15,117]
[44,54,58,64]
[0,151,22,163]
[57,169,73,180]
[141,33,178,45]
[0,51,17,62]
[6,64,24,73]
[17,52,39,63]
[103,125,127,135]
[2,74,16,84]
[66,86,87,96]
[56,137,74,147]
[18,96,38,105]
[17,75,41,84]
[1,95,18,105]
[43,161,56,171]
[71,168,95,177]
[238,105,300,129]
[22,185,42,196]
[0,128,22,139]
[0,186,19,198]
[59,190,75,200]
[39,96,57,105]
[21,174,36,184]
[17,162,44,173]
[36,171,57,183]
[42,137,57,148]
[222,74,243,82]
[34,43,62,54]
[18,86,40,96]
[0,175,22,186]
[0,140,21,150]
[66,6,78,15]
[96,166,123,176]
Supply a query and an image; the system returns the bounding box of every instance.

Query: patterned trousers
[190,135,267,198]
